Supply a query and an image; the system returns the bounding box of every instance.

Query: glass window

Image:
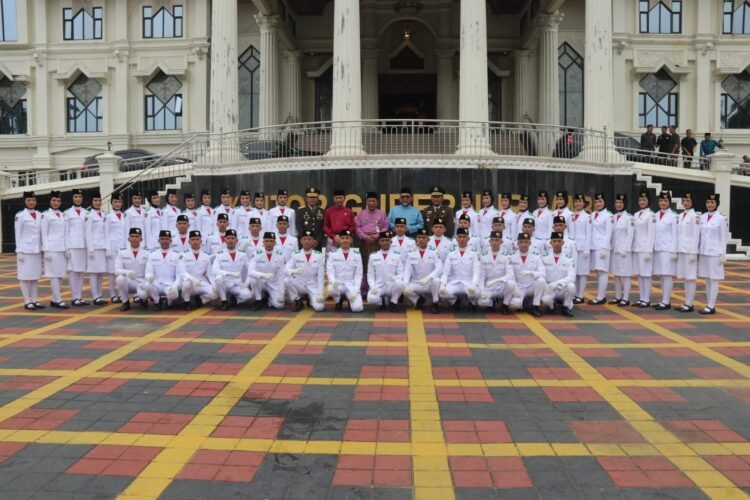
[0,77,26,133]
[63,7,103,40]
[639,69,678,128]
[0,0,17,41]
[639,0,681,33]
[724,0,750,34]
[721,71,750,128]
[315,66,332,123]
[67,74,103,132]
[145,71,183,131]
[238,46,261,129]
[143,5,183,38]
[558,42,584,128]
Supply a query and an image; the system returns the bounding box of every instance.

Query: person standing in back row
[697,193,728,315]
[41,191,69,309]
[65,188,88,306]
[296,187,326,250]
[15,191,44,310]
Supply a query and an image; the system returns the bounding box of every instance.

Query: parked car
[240,140,320,161]
[82,149,191,171]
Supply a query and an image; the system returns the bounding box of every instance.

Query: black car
[240,140,320,161]
[82,149,191,171]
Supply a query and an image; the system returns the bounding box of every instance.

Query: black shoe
[608,298,620,305]
[573,297,584,305]
[500,303,510,315]
[617,300,630,307]
[676,305,694,313]
[588,298,606,305]
[469,303,477,313]
[293,299,304,312]
[194,297,203,308]
[24,303,36,311]
[561,307,574,318]
[140,298,149,309]
[119,300,131,312]
[229,296,237,308]
[388,302,397,313]
[335,298,344,311]
[71,299,87,307]
[111,297,122,304]
[219,300,229,311]
[430,303,439,315]
[378,298,387,311]
[637,301,651,308]
[93,297,106,306]
[133,296,142,304]
[531,306,542,317]
[252,301,263,311]
[151,301,162,312]
[653,303,671,310]
[184,300,194,311]
[415,297,425,310]
[50,301,70,309]
[699,306,716,315]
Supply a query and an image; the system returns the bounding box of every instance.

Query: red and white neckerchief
[659,211,665,220]
[617,213,622,222]
[133,250,139,258]
[229,252,236,262]
[116,212,122,220]
[305,252,312,262]
[707,213,714,222]
[554,256,559,264]
[29,210,36,220]
[193,252,200,260]
[419,250,425,258]
[162,252,167,258]
[280,207,285,214]
[280,236,287,245]
[343,252,349,261]
[266,253,273,262]
[383,252,388,260]
[594,212,599,220]
[521,255,527,263]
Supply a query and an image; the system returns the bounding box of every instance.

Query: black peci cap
[550,231,564,240]
[339,229,353,237]
[217,213,229,221]
[263,232,276,239]
[177,214,188,222]
[129,228,142,236]
[456,228,469,236]
[159,230,172,238]
[225,229,237,237]
[489,231,503,239]
[189,230,201,238]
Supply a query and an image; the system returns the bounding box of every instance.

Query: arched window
[67,74,103,133]
[0,76,26,134]
[639,0,681,34]
[724,1,750,34]
[63,7,102,40]
[639,68,678,128]
[145,71,183,131]
[721,71,750,129]
[238,46,260,129]
[143,5,183,38]
[558,42,583,128]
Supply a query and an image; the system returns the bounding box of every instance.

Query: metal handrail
[614,146,711,171]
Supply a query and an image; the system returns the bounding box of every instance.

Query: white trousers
[115,275,146,301]
[214,276,252,304]
[477,280,516,307]
[284,277,325,311]
[542,282,576,309]
[181,279,218,303]
[439,282,480,305]
[248,278,285,309]
[367,281,404,305]
[509,278,546,309]
[403,278,440,305]
[328,281,364,312]
[141,281,180,305]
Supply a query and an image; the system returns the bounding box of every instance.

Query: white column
[437,48,456,122]
[209,0,238,135]
[695,45,712,133]
[330,0,363,156]
[284,50,302,123]
[538,12,563,127]
[711,151,736,226]
[457,0,491,155]
[256,15,281,128]
[513,49,533,122]
[361,48,379,121]
[97,153,120,211]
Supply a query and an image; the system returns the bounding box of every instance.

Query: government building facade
[0,0,749,172]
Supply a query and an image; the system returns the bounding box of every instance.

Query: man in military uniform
[367,231,404,312]
[541,231,576,317]
[177,230,216,310]
[247,232,287,310]
[403,228,443,314]
[327,230,364,312]
[142,230,182,311]
[212,229,253,310]
[285,230,326,311]
[477,230,515,314]
[115,228,149,312]
[15,191,43,310]
[423,186,455,235]
[296,187,326,250]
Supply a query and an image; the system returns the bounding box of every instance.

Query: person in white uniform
[145,191,165,251]
[326,230,364,312]
[142,230,182,311]
[697,193,728,315]
[552,191,574,228]
[124,191,147,246]
[516,218,546,255]
[367,231,404,312]
[477,230,515,314]
[171,215,191,252]
[85,192,109,306]
[115,228,149,312]
[239,218,265,261]
[274,215,298,261]
[213,188,235,229]
[285,230,326,312]
[631,191,656,308]
[212,229,253,310]
[439,228,481,310]
[515,194,532,233]
[15,191,44,310]
[205,213,229,257]
[541,231,576,317]
[498,193,518,241]
[231,190,254,239]
[163,188,182,238]
[480,217,515,255]
[65,188,89,306]
[268,189,297,237]
[197,190,214,235]
[509,233,546,317]
[652,191,678,310]
[609,194,635,306]
[675,192,701,313]
[182,193,199,233]
[41,190,69,309]
[532,190,554,242]
[428,218,455,262]
[250,192,271,233]
[246,232,287,310]
[570,193,592,304]
[476,190,500,239]
[403,228,443,314]
[390,218,417,264]
[177,230,217,310]
[588,193,614,305]
[105,193,128,302]
[455,192,479,238]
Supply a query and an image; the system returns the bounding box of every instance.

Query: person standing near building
[124,191,147,245]
[65,189,89,306]
[231,190,254,239]
[41,191,69,309]
[455,192,479,237]
[182,192,199,232]
[388,187,424,235]
[197,189,214,234]
[422,186,454,235]
[268,189,296,236]
[15,191,44,310]
[656,126,671,164]
[105,193,128,303]
[498,193,517,241]
[632,191,656,308]
[146,190,164,250]
[250,192,271,233]
[552,191,573,227]
[115,228,149,312]
[640,124,656,162]
[610,194,634,306]
[476,190,500,239]
[668,126,680,167]
[588,193,613,305]
[324,189,356,250]
[356,192,389,294]
[700,132,723,160]
[296,187,326,250]
[697,194,728,315]
[274,216,298,262]
[515,194,532,232]
[163,188,181,237]
[85,192,109,306]
[569,194,591,304]
[675,193,700,313]
[681,129,697,169]
[653,191,678,310]
[533,190,554,241]
[214,188,235,228]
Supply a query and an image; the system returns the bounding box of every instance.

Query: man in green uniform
[422,186,455,235]
[295,187,326,250]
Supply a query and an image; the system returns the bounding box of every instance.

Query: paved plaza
[0,254,750,499]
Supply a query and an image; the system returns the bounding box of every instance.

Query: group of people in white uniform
[14,187,728,316]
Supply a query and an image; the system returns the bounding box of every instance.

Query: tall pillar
[711,151,735,226]
[361,48,379,121]
[457,0,491,155]
[256,15,281,128]
[437,48,456,122]
[512,49,533,122]
[538,12,563,127]
[330,0,363,156]
[97,153,119,211]
[284,50,302,123]
[209,0,238,136]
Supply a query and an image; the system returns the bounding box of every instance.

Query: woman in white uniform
[15,191,44,310]
[631,191,656,308]
[570,193,591,304]
[85,192,109,306]
[609,194,634,306]
[41,190,69,308]
[697,193,728,315]
[105,192,128,303]
[588,193,613,305]
[675,192,701,313]
[652,191,678,310]
[64,188,89,306]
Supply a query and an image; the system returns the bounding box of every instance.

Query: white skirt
[106,255,116,274]
[576,251,591,275]
[632,252,653,277]
[610,251,633,277]
[590,249,611,272]
[676,253,698,280]
[68,248,87,272]
[43,252,68,278]
[653,251,676,276]
[86,250,108,273]
[17,253,42,280]
[698,255,724,280]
